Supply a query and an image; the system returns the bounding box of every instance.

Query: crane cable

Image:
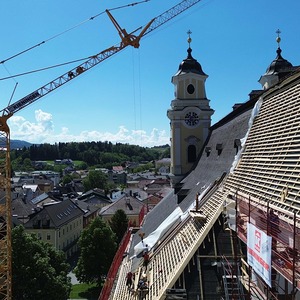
[0,0,150,65]
[0,0,208,82]
[0,56,91,81]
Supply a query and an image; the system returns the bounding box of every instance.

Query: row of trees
[11,141,170,167]
[12,211,129,299]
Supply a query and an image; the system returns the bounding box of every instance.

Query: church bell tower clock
[167,31,214,187]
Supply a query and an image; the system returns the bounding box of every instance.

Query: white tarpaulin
[247,222,272,287]
[230,97,263,173]
[132,185,212,259]
[133,206,183,258]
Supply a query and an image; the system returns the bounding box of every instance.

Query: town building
[99,195,146,228]
[24,198,84,258]
[77,188,112,209]
[106,169,127,185]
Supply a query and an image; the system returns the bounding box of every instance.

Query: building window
[187,84,195,94]
[47,233,51,240]
[216,143,223,156]
[188,145,197,162]
[37,233,42,240]
[205,147,211,157]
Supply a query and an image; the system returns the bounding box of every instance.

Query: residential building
[73,199,99,228]
[99,195,146,228]
[24,199,84,258]
[106,169,127,185]
[78,188,112,209]
[155,158,171,175]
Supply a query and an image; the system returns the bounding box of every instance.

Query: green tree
[12,225,71,300]
[22,158,34,171]
[75,217,117,286]
[82,170,108,192]
[160,146,170,158]
[61,174,73,185]
[109,209,129,244]
[76,161,88,170]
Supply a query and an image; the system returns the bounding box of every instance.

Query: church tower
[167,32,214,187]
[259,30,295,90]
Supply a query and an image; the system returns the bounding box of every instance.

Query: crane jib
[7,91,41,114]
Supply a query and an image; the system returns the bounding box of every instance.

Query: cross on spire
[187,29,192,48]
[276,29,281,48]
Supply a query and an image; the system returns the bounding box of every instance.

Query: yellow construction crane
[0,0,203,298]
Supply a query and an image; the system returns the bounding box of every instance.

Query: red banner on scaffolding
[247,222,272,287]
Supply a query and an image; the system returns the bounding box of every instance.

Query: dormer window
[216,143,223,156]
[205,147,211,157]
[234,139,241,154]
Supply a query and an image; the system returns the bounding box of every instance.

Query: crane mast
[0,0,202,298]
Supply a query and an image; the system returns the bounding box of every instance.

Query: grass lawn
[69,283,100,300]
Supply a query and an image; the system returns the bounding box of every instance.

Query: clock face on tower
[184,112,199,126]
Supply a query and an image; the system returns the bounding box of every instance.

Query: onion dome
[175,30,207,76]
[264,47,293,77]
[263,30,293,79]
[176,47,207,76]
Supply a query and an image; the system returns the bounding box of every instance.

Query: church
[101,31,300,300]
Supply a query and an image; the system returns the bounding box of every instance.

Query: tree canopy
[12,225,71,300]
[11,141,170,170]
[82,170,108,192]
[74,217,117,286]
[109,209,129,244]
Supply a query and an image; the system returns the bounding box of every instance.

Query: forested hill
[11,140,33,149]
[11,141,170,167]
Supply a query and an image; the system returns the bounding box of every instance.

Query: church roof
[127,95,256,256]
[175,47,207,76]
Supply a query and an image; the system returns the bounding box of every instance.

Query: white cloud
[8,110,169,147]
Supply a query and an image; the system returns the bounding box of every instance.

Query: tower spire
[187,29,192,48]
[276,29,281,48]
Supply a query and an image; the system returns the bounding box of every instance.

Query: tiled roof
[128,98,255,257]
[100,195,145,216]
[24,198,84,228]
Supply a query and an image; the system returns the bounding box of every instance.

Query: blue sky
[1,0,299,147]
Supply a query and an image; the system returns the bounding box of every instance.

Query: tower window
[187,84,195,94]
[188,145,197,162]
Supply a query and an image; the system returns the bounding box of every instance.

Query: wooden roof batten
[110,177,228,300]
[225,72,300,216]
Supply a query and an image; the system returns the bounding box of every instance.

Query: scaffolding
[221,255,246,300]
[235,191,300,299]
